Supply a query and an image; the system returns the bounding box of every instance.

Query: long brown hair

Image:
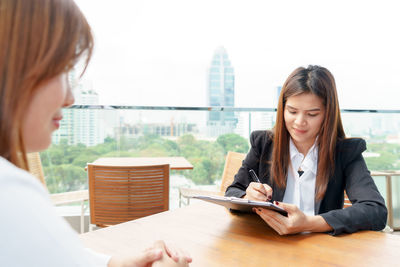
[0,0,93,169]
[271,65,345,200]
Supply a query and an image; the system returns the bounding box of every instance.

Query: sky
[75,0,400,109]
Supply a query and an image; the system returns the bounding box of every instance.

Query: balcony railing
[42,105,400,228]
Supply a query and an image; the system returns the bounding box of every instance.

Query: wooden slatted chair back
[27,152,46,186]
[87,163,170,227]
[344,191,352,208]
[219,151,246,194]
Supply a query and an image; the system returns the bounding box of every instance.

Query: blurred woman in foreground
[0,0,191,266]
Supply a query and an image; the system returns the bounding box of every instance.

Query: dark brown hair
[271,65,345,200]
[0,0,93,169]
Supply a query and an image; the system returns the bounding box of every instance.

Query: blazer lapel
[314,199,321,215]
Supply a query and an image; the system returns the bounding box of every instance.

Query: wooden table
[80,202,400,266]
[91,157,193,170]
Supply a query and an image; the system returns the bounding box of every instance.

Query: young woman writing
[225,65,387,235]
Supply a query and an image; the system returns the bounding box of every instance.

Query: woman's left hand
[162,241,192,263]
[253,201,309,235]
[108,240,192,267]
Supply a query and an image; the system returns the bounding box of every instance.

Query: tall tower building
[52,70,105,147]
[207,47,236,137]
[52,70,78,146]
[276,86,282,105]
[72,90,105,146]
[271,85,282,125]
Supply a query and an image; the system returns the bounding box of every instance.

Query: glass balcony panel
[42,106,400,228]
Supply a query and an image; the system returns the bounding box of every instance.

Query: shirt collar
[289,138,318,174]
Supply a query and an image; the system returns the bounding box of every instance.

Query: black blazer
[225,130,387,235]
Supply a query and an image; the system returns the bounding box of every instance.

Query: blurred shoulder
[336,138,366,162]
[0,156,48,196]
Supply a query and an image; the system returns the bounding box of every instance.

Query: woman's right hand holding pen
[244,169,273,202]
[244,182,273,202]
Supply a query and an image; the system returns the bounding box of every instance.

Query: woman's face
[284,93,325,153]
[22,73,74,152]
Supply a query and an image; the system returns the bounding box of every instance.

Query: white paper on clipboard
[192,195,288,216]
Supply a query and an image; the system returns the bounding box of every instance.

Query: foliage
[216,133,249,154]
[364,143,400,171]
[41,132,400,194]
[41,133,249,193]
[44,164,87,193]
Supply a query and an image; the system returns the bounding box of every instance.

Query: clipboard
[192,195,288,216]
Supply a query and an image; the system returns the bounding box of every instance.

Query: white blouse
[0,156,111,267]
[282,139,318,216]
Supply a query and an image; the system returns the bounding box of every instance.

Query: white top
[282,139,318,216]
[0,156,111,267]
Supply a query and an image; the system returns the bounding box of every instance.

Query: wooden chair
[343,191,352,208]
[87,163,169,229]
[27,152,46,185]
[343,171,397,232]
[27,152,89,233]
[178,151,246,207]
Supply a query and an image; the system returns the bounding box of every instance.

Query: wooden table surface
[91,157,193,170]
[80,202,400,267]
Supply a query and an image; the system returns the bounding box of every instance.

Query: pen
[249,169,272,202]
[249,169,261,183]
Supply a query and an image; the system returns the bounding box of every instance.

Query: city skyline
[75,0,400,110]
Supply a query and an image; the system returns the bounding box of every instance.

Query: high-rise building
[52,90,105,147]
[52,70,105,146]
[271,85,282,125]
[52,70,78,146]
[52,108,74,145]
[235,112,274,139]
[275,86,282,106]
[73,90,105,146]
[118,122,198,138]
[207,47,236,137]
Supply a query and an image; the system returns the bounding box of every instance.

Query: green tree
[42,132,246,190]
[177,134,225,184]
[216,133,249,154]
[365,142,400,171]
[44,164,87,193]
[365,152,397,171]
